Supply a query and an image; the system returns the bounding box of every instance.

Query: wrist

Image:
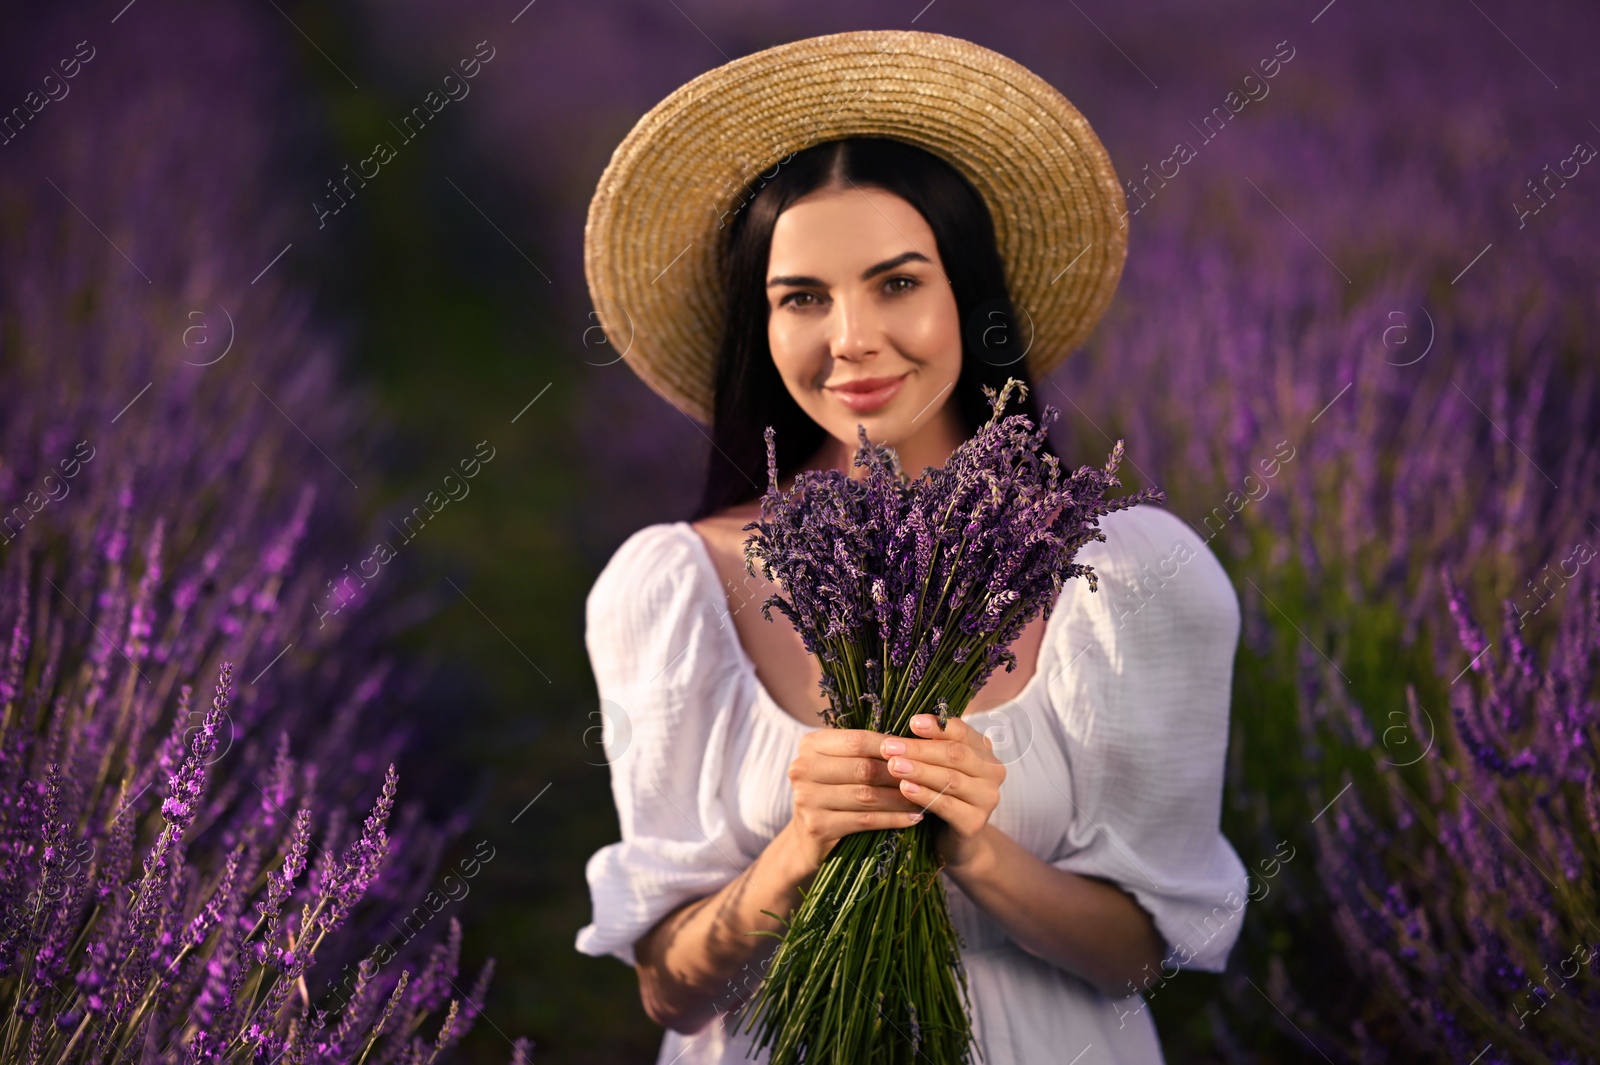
[940,822,1000,885]
[775,818,824,885]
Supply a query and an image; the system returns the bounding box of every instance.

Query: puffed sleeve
[1044,504,1251,975]
[574,523,753,968]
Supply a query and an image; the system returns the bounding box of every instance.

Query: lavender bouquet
[735,379,1163,1063]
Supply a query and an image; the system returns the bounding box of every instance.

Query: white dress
[575,503,1250,1064]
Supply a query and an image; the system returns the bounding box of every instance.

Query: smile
[826,373,910,414]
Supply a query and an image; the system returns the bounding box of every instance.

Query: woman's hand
[880,714,1006,869]
[787,728,929,869]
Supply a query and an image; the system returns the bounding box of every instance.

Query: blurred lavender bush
[0,3,526,1062]
[1045,4,1600,1061]
[350,0,1598,1058]
[1294,565,1598,1062]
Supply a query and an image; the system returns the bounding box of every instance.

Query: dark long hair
[689,135,1061,521]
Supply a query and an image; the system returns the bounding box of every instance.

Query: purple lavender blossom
[1304,566,1600,1060]
[744,379,1162,732]
[739,378,1162,1062]
[0,0,514,1060]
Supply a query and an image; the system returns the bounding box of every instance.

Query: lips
[826,372,910,414]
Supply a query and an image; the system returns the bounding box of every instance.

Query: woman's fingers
[803,722,990,768]
[802,727,895,759]
[890,715,1000,767]
[794,728,908,788]
[792,773,923,812]
[878,715,1006,816]
[790,781,924,824]
[893,766,994,836]
[887,757,992,811]
[789,722,1004,840]
[789,735,922,816]
[826,808,928,831]
[790,806,925,856]
[823,786,926,818]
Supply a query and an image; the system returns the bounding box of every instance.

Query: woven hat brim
[584,28,1128,427]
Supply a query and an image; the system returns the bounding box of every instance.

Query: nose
[829,289,882,362]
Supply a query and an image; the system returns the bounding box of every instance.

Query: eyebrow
[766,250,932,289]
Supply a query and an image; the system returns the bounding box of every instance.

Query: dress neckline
[676,521,1063,734]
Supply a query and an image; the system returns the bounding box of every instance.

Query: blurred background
[1,1,1596,1062]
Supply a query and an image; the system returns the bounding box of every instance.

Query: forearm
[634,819,820,1034]
[943,822,1166,998]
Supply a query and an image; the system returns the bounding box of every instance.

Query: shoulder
[1069,503,1241,642]
[592,521,700,584]
[586,521,709,629]
[1044,506,1242,778]
[585,521,741,693]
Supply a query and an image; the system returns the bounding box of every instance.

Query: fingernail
[882,738,906,754]
[908,811,924,823]
[902,780,922,795]
[911,715,933,731]
[890,757,913,773]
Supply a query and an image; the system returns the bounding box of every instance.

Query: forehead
[767,186,938,270]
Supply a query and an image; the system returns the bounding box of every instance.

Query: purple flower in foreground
[161,663,233,828]
[0,0,515,1058]
[317,764,400,937]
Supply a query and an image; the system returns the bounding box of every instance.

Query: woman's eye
[778,279,915,308]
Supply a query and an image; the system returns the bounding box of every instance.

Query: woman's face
[764,184,966,469]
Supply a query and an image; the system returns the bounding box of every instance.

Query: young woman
[576,32,1249,1064]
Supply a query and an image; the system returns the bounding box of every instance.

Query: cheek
[766,313,792,356]
[768,313,836,396]
[893,289,963,368]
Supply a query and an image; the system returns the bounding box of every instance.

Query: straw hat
[583,28,1128,428]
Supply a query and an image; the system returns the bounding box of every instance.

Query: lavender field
[2,0,1596,1062]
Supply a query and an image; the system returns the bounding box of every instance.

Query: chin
[831,414,907,450]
